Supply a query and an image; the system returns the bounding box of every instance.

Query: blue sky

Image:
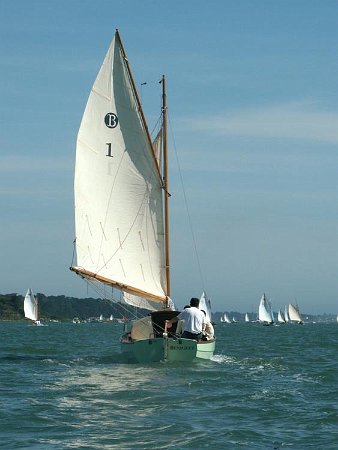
[1,0,337,314]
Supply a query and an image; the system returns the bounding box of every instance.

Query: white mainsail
[277,309,286,323]
[72,32,166,303]
[223,313,231,323]
[284,305,289,322]
[245,313,250,322]
[288,303,303,323]
[24,288,39,322]
[258,293,273,324]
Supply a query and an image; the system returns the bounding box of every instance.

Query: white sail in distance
[223,313,231,323]
[277,309,286,323]
[258,294,273,323]
[72,32,166,302]
[288,303,303,323]
[24,288,38,322]
[284,305,289,322]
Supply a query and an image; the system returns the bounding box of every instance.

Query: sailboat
[277,309,286,323]
[258,293,274,325]
[24,288,41,325]
[222,313,231,323]
[284,305,290,322]
[288,303,303,324]
[245,313,250,322]
[70,30,215,363]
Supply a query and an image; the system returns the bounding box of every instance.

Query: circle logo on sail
[104,113,119,128]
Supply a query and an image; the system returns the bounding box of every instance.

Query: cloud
[181,101,338,144]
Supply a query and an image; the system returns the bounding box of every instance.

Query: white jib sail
[24,288,38,322]
[123,292,166,312]
[74,33,166,301]
[199,291,212,323]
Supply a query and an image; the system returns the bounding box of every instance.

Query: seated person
[166,298,205,340]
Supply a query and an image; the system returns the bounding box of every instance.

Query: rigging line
[84,277,144,321]
[150,114,162,137]
[167,112,206,294]
[84,276,163,321]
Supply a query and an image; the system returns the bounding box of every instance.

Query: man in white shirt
[166,298,205,340]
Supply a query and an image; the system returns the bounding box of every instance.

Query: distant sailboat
[258,293,274,325]
[223,313,232,323]
[277,309,286,323]
[288,303,303,324]
[24,289,41,325]
[284,305,290,322]
[245,313,250,322]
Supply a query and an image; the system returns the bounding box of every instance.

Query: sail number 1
[106,143,113,158]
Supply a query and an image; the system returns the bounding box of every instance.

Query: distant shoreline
[0,292,336,322]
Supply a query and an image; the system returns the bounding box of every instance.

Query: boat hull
[121,337,215,363]
[196,340,216,359]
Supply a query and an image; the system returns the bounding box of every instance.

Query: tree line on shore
[0,293,332,322]
[0,293,130,321]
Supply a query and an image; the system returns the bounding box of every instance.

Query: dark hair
[190,297,200,307]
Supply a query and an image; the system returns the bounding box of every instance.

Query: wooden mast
[161,75,171,305]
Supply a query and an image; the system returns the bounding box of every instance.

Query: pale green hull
[196,339,216,359]
[121,337,215,363]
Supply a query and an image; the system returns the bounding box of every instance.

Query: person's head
[190,297,200,308]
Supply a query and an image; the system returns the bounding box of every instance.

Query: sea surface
[1,320,337,449]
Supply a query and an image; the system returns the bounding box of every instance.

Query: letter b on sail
[104,113,119,128]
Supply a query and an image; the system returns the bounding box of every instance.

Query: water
[1,321,337,449]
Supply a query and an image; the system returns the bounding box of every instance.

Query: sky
[1,0,337,314]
